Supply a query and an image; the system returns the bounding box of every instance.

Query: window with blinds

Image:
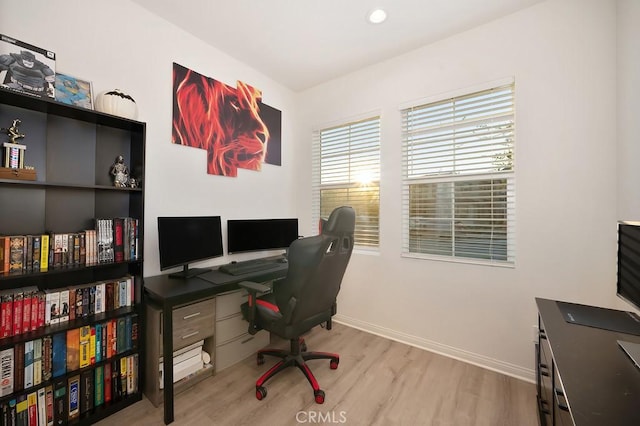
[401,82,515,264]
[312,116,380,248]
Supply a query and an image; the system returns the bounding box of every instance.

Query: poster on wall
[0,34,56,99]
[172,62,282,177]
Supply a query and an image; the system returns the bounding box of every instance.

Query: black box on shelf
[0,34,56,99]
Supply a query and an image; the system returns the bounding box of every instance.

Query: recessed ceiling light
[368,9,387,24]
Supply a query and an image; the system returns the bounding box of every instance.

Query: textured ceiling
[132,0,542,91]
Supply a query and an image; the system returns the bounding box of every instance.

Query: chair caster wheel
[256,386,267,400]
[257,354,265,365]
[330,358,339,369]
[314,389,325,404]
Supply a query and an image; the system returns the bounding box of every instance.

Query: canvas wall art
[172,63,282,177]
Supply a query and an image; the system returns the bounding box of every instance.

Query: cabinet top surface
[536,297,640,426]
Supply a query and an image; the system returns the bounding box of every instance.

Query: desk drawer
[215,330,269,372]
[172,298,215,349]
[216,313,249,345]
[216,289,247,319]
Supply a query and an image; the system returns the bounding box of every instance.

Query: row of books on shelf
[0,314,138,397]
[0,354,139,426]
[0,276,135,339]
[0,216,139,274]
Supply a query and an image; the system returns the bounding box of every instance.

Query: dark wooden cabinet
[0,88,145,424]
[535,298,640,426]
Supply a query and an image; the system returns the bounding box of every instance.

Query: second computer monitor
[227,218,299,254]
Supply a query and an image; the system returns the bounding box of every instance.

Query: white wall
[0,0,300,276]
[617,0,640,221]
[296,0,619,380]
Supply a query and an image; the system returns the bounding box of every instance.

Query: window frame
[400,79,516,266]
[312,113,381,250]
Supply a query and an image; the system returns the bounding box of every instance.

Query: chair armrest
[238,281,271,335]
[239,281,271,294]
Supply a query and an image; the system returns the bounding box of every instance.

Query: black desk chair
[240,206,355,403]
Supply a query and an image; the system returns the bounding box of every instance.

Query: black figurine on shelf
[110,154,129,187]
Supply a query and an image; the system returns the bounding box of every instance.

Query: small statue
[110,155,129,187]
[2,118,25,144]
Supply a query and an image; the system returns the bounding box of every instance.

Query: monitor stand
[168,265,212,279]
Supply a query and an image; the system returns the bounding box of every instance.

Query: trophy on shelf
[1,118,36,180]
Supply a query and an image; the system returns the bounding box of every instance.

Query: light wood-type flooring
[97,323,538,426]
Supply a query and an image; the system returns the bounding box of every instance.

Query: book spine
[22,289,32,334]
[0,291,13,338]
[66,328,79,373]
[12,289,23,336]
[45,384,54,426]
[80,369,93,414]
[42,336,52,382]
[0,348,14,397]
[27,391,37,426]
[40,234,49,272]
[33,338,42,387]
[24,340,33,389]
[14,342,24,392]
[113,217,124,262]
[30,290,39,332]
[37,387,46,426]
[79,326,90,369]
[32,235,41,272]
[104,362,111,403]
[53,379,67,425]
[68,374,80,421]
[58,290,69,323]
[25,235,33,272]
[51,332,66,379]
[95,366,104,407]
[9,235,25,273]
[89,326,96,365]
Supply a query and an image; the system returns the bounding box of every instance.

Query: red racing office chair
[239,206,355,403]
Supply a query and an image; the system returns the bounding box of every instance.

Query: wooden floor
[97,323,538,425]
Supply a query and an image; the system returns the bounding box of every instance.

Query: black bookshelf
[0,88,145,424]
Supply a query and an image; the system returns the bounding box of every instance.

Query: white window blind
[312,116,380,248]
[401,82,515,264]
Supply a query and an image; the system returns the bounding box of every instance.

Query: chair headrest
[322,206,355,235]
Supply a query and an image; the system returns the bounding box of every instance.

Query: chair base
[254,337,339,404]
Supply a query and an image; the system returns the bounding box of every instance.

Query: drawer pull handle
[181,331,199,339]
[554,387,569,411]
[241,337,255,344]
[183,312,201,320]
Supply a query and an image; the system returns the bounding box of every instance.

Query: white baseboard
[333,314,536,384]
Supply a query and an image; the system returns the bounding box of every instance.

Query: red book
[0,290,13,337]
[13,289,23,336]
[38,292,46,329]
[22,290,32,333]
[113,218,124,262]
[27,391,38,426]
[104,362,112,403]
[30,291,39,332]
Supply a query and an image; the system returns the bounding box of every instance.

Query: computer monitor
[227,218,298,255]
[617,221,640,313]
[158,216,223,279]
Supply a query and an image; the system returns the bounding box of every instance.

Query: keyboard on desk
[218,258,284,276]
